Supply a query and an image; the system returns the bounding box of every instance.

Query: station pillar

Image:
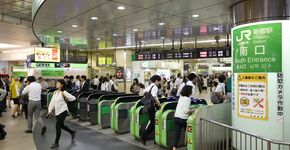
[231,0,290,147]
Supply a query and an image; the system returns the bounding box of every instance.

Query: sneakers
[71,130,76,140]
[41,126,47,135]
[25,130,33,133]
[50,143,59,149]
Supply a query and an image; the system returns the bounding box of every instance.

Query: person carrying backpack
[141,75,161,145]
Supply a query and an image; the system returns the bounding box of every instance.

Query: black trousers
[173,117,187,147]
[68,101,78,118]
[22,103,28,119]
[55,111,74,144]
[142,106,156,141]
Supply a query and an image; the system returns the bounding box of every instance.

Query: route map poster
[237,74,268,120]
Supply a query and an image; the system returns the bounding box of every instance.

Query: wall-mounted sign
[12,71,27,77]
[232,22,282,73]
[116,67,124,81]
[41,69,64,77]
[237,74,268,120]
[31,63,55,68]
[35,47,60,62]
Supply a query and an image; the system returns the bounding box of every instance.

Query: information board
[232,23,282,73]
[237,74,268,120]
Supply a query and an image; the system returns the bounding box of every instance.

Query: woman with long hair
[47,79,76,149]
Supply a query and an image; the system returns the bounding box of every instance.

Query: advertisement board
[35,47,60,62]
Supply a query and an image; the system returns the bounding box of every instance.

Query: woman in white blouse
[47,79,76,149]
[173,85,196,150]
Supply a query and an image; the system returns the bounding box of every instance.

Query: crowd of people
[0,72,232,149]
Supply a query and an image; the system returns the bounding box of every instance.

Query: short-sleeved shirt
[215,83,225,95]
[144,83,158,98]
[176,81,196,98]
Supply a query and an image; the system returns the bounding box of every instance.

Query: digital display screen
[199,51,207,58]
[135,47,230,61]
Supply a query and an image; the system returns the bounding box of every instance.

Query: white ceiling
[33,0,240,49]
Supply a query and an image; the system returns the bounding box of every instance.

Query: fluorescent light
[113,34,117,36]
[213,27,219,30]
[133,29,138,32]
[96,37,101,40]
[0,43,23,49]
[57,30,63,33]
[91,17,98,20]
[158,22,165,26]
[117,6,126,10]
[211,42,216,44]
[72,25,78,28]
[160,37,165,39]
[46,35,50,38]
[192,14,199,18]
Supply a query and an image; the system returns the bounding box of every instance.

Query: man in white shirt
[176,73,197,99]
[214,74,227,103]
[174,73,183,89]
[22,76,46,134]
[92,75,100,90]
[108,75,118,92]
[141,75,161,145]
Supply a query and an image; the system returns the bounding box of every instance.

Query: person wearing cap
[22,76,47,134]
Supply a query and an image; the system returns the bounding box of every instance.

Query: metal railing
[200,118,290,150]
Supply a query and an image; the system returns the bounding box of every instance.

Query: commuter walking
[47,79,76,149]
[22,76,46,134]
[20,78,28,119]
[73,75,81,90]
[79,75,90,93]
[172,73,183,96]
[108,75,118,92]
[130,78,145,95]
[101,77,109,91]
[172,85,196,150]
[92,75,99,90]
[141,75,161,145]
[0,81,7,118]
[176,73,197,99]
[10,77,21,118]
[0,87,7,139]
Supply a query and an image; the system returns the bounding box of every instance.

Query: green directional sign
[12,71,27,77]
[41,69,64,77]
[232,23,282,73]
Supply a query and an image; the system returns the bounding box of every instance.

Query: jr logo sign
[236,30,251,42]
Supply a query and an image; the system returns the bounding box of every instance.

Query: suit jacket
[79,80,90,94]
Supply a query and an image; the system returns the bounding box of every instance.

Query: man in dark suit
[79,75,90,94]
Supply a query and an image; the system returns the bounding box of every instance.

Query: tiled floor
[0,106,36,150]
[0,90,212,150]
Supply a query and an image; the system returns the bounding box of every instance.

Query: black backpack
[140,85,155,109]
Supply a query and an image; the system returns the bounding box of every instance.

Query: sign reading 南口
[35,47,60,62]
[232,23,282,73]
[237,74,268,120]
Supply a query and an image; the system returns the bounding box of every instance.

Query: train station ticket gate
[111,96,142,134]
[155,99,207,148]
[98,94,137,128]
[87,92,106,125]
[78,91,96,122]
[129,97,175,140]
